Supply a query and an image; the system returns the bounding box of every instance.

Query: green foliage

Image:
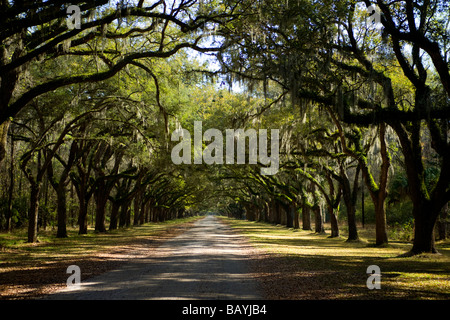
[388,220,415,242]
[387,201,414,225]
[0,196,28,229]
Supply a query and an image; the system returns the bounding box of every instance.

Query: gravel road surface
[45,215,261,300]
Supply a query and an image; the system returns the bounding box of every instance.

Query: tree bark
[245,204,256,221]
[27,183,40,243]
[94,191,108,232]
[133,190,142,225]
[78,202,89,235]
[302,203,312,230]
[151,206,158,222]
[436,203,448,240]
[285,203,293,228]
[120,200,131,227]
[144,202,150,223]
[262,201,269,222]
[140,199,147,225]
[6,134,14,231]
[340,165,359,241]
[293,204,300,229]
[56,185,68,238]
[313,204,325,234]
[390,120,448,254]
[328,206,340,238]
[345,201,358,241]
[109,200,120,230]
[409,199,440,254]
[74,174,93,235]
[374,194,388,245]
[48,143,76,238]
[0,110,12,166]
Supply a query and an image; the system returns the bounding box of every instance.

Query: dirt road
[44,215,261,300]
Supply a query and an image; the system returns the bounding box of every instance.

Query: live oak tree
[286,104,363,241]
[340,1,450,254]
[216,0,449,254]
[0,0,237,165]
[305,0,450,253]
[216,0,391,244]
[47,138,77,238]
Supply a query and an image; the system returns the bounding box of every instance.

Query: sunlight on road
[45,216,261,300]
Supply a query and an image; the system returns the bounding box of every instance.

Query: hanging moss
[359,154,380,192]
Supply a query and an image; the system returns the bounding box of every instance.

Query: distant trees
[0,0,236,164]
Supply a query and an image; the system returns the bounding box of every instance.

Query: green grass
[221,217,450,300]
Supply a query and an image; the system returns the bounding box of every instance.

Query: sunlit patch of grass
[221,217,450,299]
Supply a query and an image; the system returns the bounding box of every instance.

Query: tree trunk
[261,201,269,222]
[328,206,339,238]
[147,201,154,223]
[314,204,325,234]
[339,164,359,241]
[120,200,131,227]
[133,190,142,226]
[436,203,448,240]
[56,185,68,238]
[254,206,260,221]
[346,201,359,241]
[0,120,10,165]
[74,174,90,235]
[246,204,256,221]
[374,196,388,245]
[140,200,147,225]
[343,183,358,241]
[151,206,158,222]
[126,202,132,226]
[144,202,149,223]
[285,203,293,228]
[23,149,43,243]
[6,135,14,231]
[109,201,120,230]
[294,205,300,229]
[269,200,275,223]
[302,203,312,230]
[408,199,441,255]
[27,183,40,243]
[275,201,281,224]
[78,201,89,234]
[159,207,164,222]
[361,165,389,245]
[390,120,449,255]
[94,192,108,232]
[375,123,389,245]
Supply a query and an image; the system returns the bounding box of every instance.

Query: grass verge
[221,217,450,300]
[0,216,202,300]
